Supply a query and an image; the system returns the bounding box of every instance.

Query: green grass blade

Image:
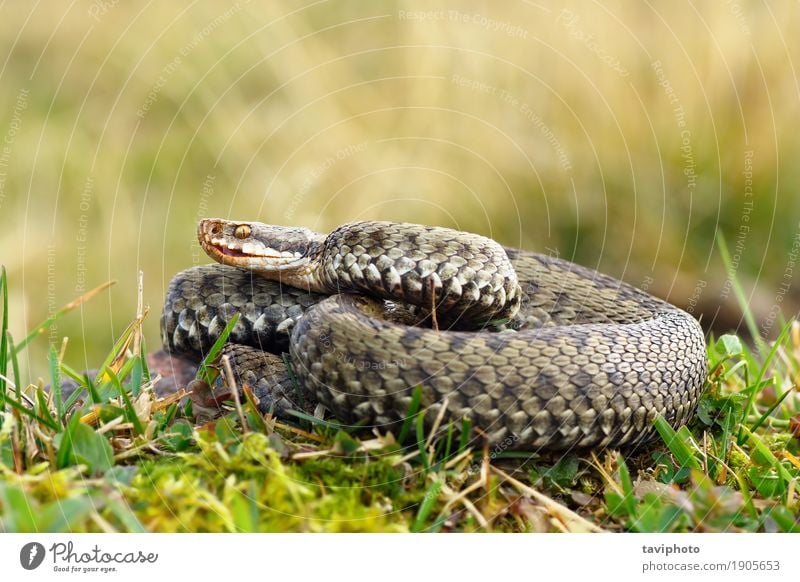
[56,412,82,469]
[105,367,144,436]
[35,387,59,430]
[139,334,151,385]
[60,362,90,410]
[84,373,101,404]
[94,318,142,384]
[749,385,796,435]
[457,418,472,453]
[415,411,429,471]
[716,233,765,352]
[0,271,9,411]
[618,458,637,518]
[411,479,442,532]
[197,313,240,384]
[6,331,21,401]
[242,387,268,433]
[2,392,59,430]
[114,354,140,386]
[721,360,748,380]
[731,469,758,519]
[442,422,454,461]
[0,266,8,405]
[654,416,702,471]
[130,355,143,398]
[397,385,422,443]
[284,409,351,432]
[719,404,734,464]
[49,345,64,424]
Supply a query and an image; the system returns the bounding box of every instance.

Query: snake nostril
[210,224,222,236]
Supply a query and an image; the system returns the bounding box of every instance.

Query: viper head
[198,218,325,279]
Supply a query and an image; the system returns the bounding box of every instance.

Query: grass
[0,264,798,533]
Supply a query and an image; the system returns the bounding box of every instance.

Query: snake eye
[234,224,251,239]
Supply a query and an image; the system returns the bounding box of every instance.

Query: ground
[0,267,798,533]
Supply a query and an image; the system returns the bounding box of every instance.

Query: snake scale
[161,219,707,450]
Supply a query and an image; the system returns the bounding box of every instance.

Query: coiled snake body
[161,219,707,450]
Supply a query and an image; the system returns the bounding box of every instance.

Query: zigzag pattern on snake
[160,219,707,450]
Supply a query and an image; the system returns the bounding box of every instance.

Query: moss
[115,434,410,532]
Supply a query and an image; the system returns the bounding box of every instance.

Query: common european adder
[160,219,707,450]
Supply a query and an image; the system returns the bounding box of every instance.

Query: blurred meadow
[0,1,798,380]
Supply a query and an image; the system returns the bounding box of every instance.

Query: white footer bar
[1,533,796,581]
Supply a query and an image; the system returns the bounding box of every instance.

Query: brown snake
[160,219,707,450]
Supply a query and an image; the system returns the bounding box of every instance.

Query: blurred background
[1,1,798,380]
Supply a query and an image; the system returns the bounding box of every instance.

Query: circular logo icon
[19,542,46,570]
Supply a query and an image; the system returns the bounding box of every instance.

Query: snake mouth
[214,245,250,258]
[208,243,283,260]
[202,238,307,268]
[205,241,290,261]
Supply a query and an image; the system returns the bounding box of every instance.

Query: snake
[160,219,707,450]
